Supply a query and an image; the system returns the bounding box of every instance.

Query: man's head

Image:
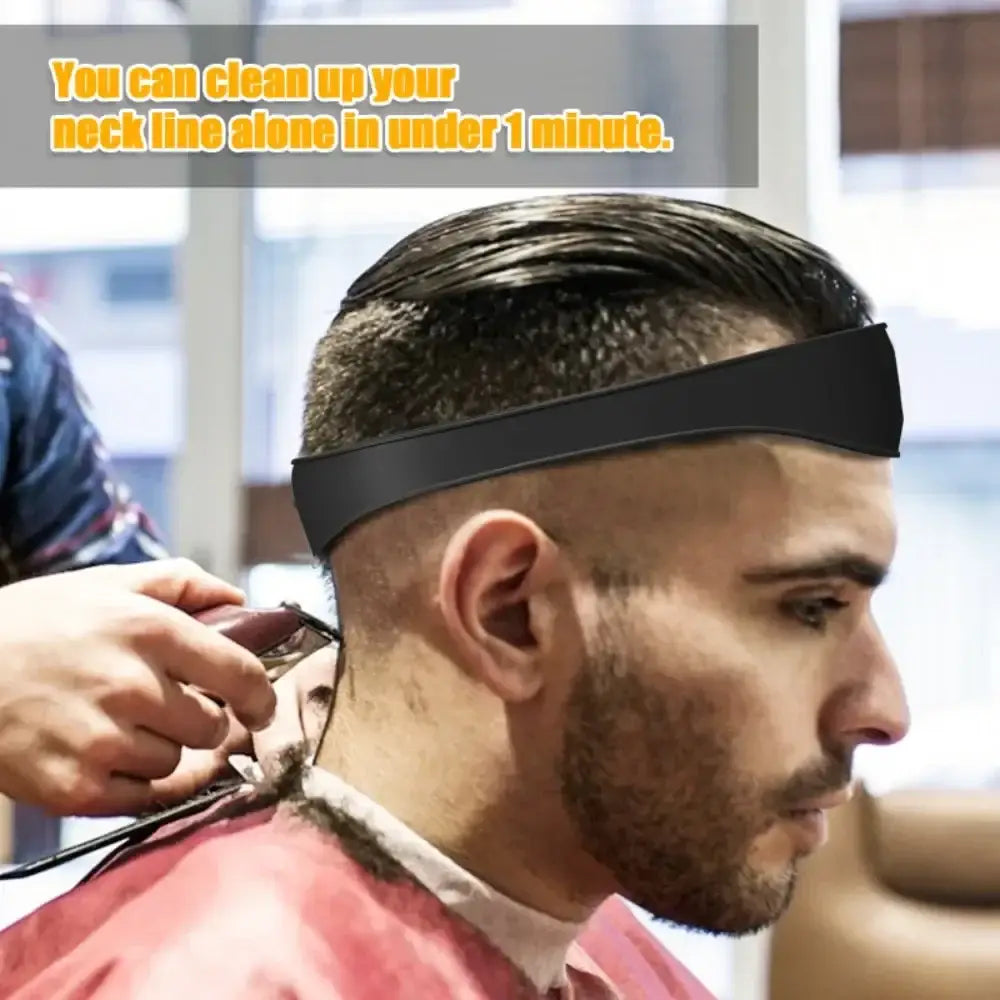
[299,194,909,934]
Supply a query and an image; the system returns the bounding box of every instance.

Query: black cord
[0,622,344,882]
[0,779,244,881]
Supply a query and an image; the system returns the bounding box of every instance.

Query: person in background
[0,272,164,580]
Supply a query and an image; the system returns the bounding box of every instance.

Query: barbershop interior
[1,1,999,999]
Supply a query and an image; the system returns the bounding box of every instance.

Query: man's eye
[784,596,849,632]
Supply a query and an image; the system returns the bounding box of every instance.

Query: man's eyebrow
[742,552,889,588]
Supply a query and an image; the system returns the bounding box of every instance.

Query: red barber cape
[0,800,716,1000]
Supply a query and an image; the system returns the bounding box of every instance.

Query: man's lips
[783,783,855,815]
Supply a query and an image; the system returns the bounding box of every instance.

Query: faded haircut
[302,193,871,462]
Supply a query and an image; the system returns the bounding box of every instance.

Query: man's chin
[718,864,799,935]
[632,865,798,937]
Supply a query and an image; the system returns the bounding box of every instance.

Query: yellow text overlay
[47,60,675,156]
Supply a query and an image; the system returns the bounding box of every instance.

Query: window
[103,262,173,305]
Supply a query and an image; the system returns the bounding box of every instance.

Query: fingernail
[250,706,276,732]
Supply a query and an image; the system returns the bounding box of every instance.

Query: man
[0,276,274,822]
[0,194,910,999]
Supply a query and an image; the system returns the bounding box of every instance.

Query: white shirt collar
[299,766,584,993]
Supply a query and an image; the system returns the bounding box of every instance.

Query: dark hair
[301,193,872,458]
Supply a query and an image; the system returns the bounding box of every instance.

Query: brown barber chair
[769,785,1000,1000]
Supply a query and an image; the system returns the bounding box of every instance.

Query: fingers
[132,602,276,732]
[112,727,184,781]
[24,734,159,818]
[146,742,247,808]
[130,676,231,751]
[66,716,250,816]
[87,557,247,614]
[0,557,280,818]
[66,560,273,731]
[71,774,155,818]
[59,717,182,786]
[36,720,245,817]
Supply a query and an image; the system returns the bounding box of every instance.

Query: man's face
[554,440,907,935]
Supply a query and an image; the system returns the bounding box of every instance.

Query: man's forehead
[640,435,891,497]
[610,436,896,559]
[415,435,895,574]
[761,441,897,563]
[757,437,894,515]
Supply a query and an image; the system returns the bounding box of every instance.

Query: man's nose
[821,622,911,751]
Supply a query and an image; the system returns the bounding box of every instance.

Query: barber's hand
[0,558,276,817]
[147,644,336,804]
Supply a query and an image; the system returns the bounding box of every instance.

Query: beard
[556,610,851,936]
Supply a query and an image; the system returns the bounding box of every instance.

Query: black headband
[292,323,902,557]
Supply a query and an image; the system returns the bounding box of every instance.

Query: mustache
[770,752,854,811]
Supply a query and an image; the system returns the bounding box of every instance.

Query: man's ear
[436,511,566,703]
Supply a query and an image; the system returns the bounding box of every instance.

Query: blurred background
[1,1,1000,998]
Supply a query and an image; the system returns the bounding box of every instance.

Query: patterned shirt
[0,273,166,583]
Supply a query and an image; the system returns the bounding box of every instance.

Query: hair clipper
[0,602,340,881]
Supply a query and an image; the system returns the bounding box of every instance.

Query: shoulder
[0,810,314,999]
[0,272,75,401]
[0,272,64,356]
[141,811,537,998]
[2,807,537,1000]
[574,897,718,1000]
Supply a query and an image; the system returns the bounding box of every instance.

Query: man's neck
[317,731,604,925]
[296,766,590,994]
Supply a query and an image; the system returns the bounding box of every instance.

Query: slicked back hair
[301,193,873,498]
